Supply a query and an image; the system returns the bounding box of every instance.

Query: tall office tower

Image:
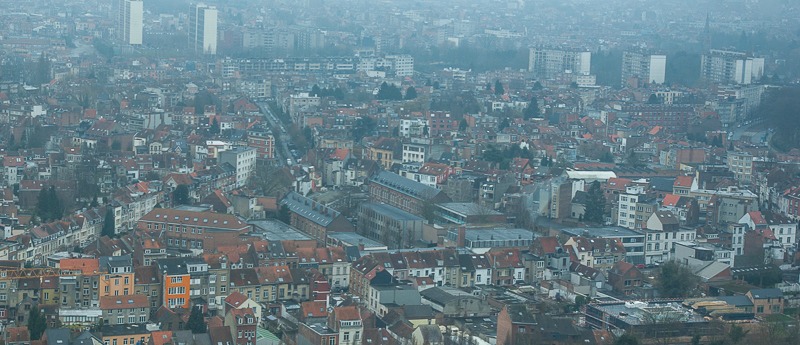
[701,50,765,85]
[528,48,591,79]
[116,0,143,45]
[621,51,667,87]
[189,4,218,55]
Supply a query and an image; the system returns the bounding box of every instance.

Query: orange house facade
[158,260,191,309]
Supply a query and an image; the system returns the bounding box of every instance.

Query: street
[258,102,294,166]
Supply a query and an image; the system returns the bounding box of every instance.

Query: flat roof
[438,203,503,216]
[459,228,536,242]
[249,220,312,241]
[590,301,706,326]
[561,226,644,238]
[327,232,386,249]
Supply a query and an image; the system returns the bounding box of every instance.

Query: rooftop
[249,219,312,241]
[437,202,503,216]
[360,202,424,221]
[561,226,644,238]
[590,301,706,326]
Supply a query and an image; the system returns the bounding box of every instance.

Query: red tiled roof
[662,194,681,207]
[60,258,99,275]
[674,176,694,188]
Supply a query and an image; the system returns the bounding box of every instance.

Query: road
[729,118,769,145]
[257,102,294,166]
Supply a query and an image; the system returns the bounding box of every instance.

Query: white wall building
[189,4,218,55]
[219,147,257,188]
[116,0,143,45]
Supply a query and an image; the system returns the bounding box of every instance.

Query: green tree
[34,52,51,85]
[376,82,403,100]
[174,185,190,205]
[186,307,207,334]
[657,261,700,298]
[310,84,321,97]
[48,186,63,220]
[459,119,468,131]
[523,97,540,119]
[584,182,606,223]
[101,207,116,238]
[29,305,47,340]
[499,118,510,130]
[404,86,418,100]
[494,80,505,95]
[648,94,661,104]
[209,117,220,135]
[728,324,748,344]
[35,187,51,222]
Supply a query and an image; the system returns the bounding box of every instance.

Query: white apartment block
[116,0,143,45]
[189,4,218,55]
[727,151,754,183]
[621,52,666,85]
[528,48,591,78]
[701,50,764,85]
[219,147,257,188]
[402,143,426,163]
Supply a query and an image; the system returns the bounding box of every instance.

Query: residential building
[643,211,696,264]
[617,185,656,230]
[280,191,355,242]
[137,209,251,251]
[225,308,257,345]
[528,48,591,78]
[701,49,765,84]
[621,51,666,86]
[746,289,783,316]
[99,295,149,325]
[189,4,218,55]
[357,202,424,249]
[368,171,451,216]
[115,0,143,45]
[218,147,256,188]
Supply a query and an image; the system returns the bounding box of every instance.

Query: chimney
[457,226,466,247]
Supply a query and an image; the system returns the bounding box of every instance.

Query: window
[518,326,526,333]
[757,305,764,313]
[344,332,350,341]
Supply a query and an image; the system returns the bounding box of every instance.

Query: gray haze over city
[0,1,800,345]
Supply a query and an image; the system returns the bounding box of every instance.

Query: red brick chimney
[457,226,466,247]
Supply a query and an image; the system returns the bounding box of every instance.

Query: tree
[29,305,47,340]
[657,261,699,298]
[352,116,377,142]
[303,126,315,149]
[494,80,505,95]
[48,186,63,220]
[459,119,468,131]
[499,118,510,130]
[174,185,190,205]
[376,82,403,101]
[404,86,418,100]
[533,81,543,90]
[648,94,661,104]
[209,117,220,135]
[35,187,51,222]
[34,52,51,85]
[584,182,606,223]
[186,307,207,334]
[523,97,540,119]
[101,207,116,238]
[278,204,291,224]
[310,84,322,97]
